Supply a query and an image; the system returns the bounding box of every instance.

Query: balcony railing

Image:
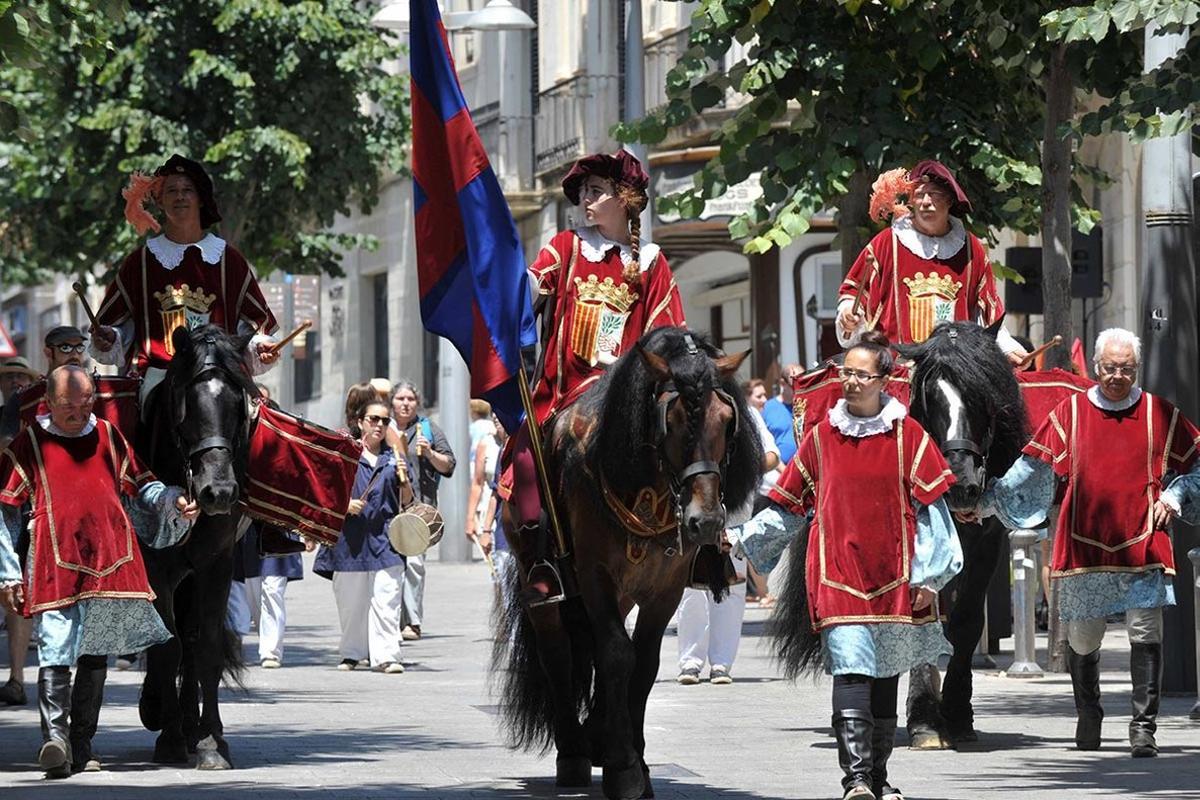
[643,28,754,115]
[535,74,620,175]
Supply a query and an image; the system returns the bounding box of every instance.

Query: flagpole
[516,369,569,558]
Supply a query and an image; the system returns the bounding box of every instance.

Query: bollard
[1190,547,1200,720]
[1006,529,1044,677]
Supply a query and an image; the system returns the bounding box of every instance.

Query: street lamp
[371,0,535,33]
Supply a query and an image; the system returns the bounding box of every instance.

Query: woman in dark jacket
[315,400,412,674]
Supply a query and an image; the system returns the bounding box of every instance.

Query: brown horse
[493,328,763,799]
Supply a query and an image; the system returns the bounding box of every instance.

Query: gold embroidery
[154,284,217,356]
[903,271,963,343]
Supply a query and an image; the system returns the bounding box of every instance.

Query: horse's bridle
[912,329,994,486]
[650,335,739,553]
[171,335,250,496]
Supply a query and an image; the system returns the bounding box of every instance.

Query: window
[293,330,322,402]
[373,273,389,380]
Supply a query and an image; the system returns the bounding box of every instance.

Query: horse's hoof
[908,729,952,750]
[152,736,189,765]
[948,723,979,744]
[602,760,645,800]
[555,755,592,787]
[640,761,654,798]
[139,690,163,732]
[194,736,232,770]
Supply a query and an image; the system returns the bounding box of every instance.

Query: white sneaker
[261,658,282,669]
[377,662,405,674]
[336,659,358,671]
[401,625,421,641]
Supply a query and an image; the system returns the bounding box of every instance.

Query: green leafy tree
[0,0,409,283]
[617,0,1141,368]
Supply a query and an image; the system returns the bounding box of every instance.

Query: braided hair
[616,184,648,286]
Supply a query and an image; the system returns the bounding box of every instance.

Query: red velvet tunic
[95,243,277,372]
[526,230,684,425]
[791,364,912,443]
[1025,392,1200,578]
[838,224,1004,344]
[0,420,156,614]
[1016,368,1095,427]
[768,415,955,629]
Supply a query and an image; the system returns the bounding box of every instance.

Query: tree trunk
[839,169,872,275]
[1041,44,1075,370]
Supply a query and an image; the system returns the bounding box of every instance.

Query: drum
[387,502,445,557]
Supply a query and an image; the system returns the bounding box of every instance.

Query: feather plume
[868,167,917,223]
[122,172,163,236]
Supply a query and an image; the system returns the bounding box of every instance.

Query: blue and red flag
[409,0,537,432]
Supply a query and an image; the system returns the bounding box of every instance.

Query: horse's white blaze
[938,378,966,440]
[203,376,225,398]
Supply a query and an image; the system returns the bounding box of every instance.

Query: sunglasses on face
[54,343,87,354]
[361,414,390,426]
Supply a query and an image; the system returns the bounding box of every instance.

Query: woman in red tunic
[733,340,962,800]
[498,150,685,602]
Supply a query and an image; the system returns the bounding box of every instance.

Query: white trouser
[1067,607,1164,655]
[246,575,289,662]
[677,560,748,671]
[332,566,404,666]
[401,554,426,629]
[226,581,252,638]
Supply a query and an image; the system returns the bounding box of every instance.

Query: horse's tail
[491,558,593,753]
[766,515,824,680]
[219,604,246,689]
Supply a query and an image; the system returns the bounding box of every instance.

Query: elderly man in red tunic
[981,328,1200,758]
[0,366,199,778]
[91,154,280,397]
[836,161,1028,365]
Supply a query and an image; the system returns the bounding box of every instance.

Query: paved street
[1,559,1199,799]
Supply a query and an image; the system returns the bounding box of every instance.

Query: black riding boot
[69,655,107,772]
[833,710,876,800]
[1129,642,1162,758]
[870,716,902,800]
[518,519,567,607]
[1067,645,1103,750]
[38,667,72,779]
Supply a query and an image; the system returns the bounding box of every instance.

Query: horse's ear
[171,326,193,358]
[983,314,1006,340]
[638,346,671,381]
[714,348,751,378]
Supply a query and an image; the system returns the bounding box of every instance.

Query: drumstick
[848,251,876,323]
[357,470,385,501]
[72,282,102,330]
[1016,334,1064,369]
[264,320,313,356]
[468,532,498,578]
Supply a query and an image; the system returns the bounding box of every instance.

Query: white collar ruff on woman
[828,393,908,438]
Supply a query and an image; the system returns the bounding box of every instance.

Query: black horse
[138,325,257,769]
[493,328,762,799]
[770,321,1027,749]
[899,321,1028,747]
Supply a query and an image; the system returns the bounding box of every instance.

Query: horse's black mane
[583,327,762,513]
[899,322,1028,477]
[164,324,260,401]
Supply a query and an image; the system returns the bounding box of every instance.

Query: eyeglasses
[53,343,86,354]
[1097,363,1137,377]
[838,367,883,383]
[50,396,94,410]
[361,414,390,426]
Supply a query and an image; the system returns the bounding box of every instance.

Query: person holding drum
[315,399,413,674]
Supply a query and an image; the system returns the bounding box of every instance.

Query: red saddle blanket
[19,375,141,437]
[242,404,362,545]
[1016,368,1095,427]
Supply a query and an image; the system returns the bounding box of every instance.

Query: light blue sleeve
[979,455,1056,531]
[125,482,192,549]
[726,505,805,575]
[911,497,963,591]
[1161,461,1200,525]
[0,504,21,584]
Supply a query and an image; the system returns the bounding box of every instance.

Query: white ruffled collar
[892,214,966,260]
[146,233,226,270]
[37,412,97,438]
[1088,385,1142,412]
[828,394,907,438]
[575,226,661,272]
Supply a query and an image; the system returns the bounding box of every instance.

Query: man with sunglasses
[836,160,1028,365]
[979,327,1200,758]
